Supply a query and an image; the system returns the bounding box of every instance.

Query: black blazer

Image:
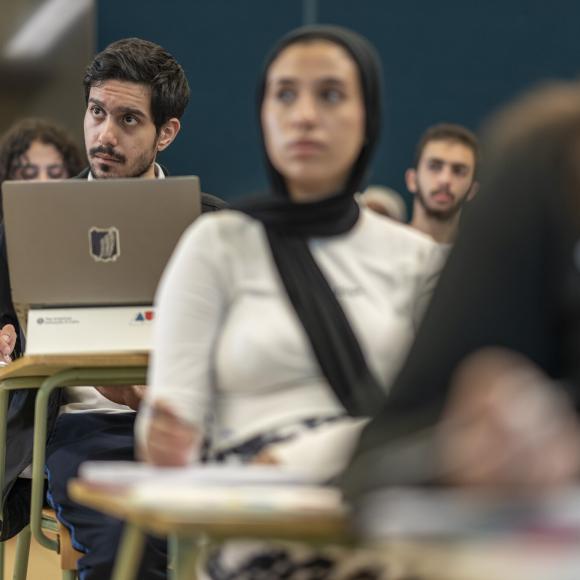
[0,224,22,356]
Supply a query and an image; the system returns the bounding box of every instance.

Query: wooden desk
[0,353,148,380]
[69,479,352,580]
[0,353,148,580]
[72,480,570,580]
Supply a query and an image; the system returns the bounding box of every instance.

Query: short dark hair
[83,38,190,130]
[413,123,479,171]
[0,118,84,185]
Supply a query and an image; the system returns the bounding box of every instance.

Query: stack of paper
[131,484,344,517]
[79,461,316,487]
[356,486,580,538]
[79,461,345,516]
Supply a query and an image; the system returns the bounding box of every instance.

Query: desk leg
[12,525,31,580]
[168,535,178,580]
[173,536,207,580]
[111,523,145,580]
[0,387,9,580]
[0,378,47,580]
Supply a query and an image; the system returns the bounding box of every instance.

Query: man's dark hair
[83,38,190,130]
[0,118,84,185]
[413,123,479,171]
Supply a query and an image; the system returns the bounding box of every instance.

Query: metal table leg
[111,523,145,580]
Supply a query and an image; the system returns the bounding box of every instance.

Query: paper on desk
[131,484,345,517]
[79,461,345,516]
[356,486,580,539]
[79,461,315,487]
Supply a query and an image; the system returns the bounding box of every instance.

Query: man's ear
[405,168,417,194]
[467,180,479,201]
[156,118,181,152]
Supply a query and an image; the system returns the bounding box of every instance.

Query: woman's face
[10,140,69,181]
[261,40,365,202]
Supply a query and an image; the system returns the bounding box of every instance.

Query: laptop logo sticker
[89,227,121,262]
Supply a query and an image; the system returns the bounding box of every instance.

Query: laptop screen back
[2,176,201,310]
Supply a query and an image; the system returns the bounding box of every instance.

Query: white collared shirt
[87,162,165,180]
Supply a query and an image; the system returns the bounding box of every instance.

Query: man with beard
[1,38,226,579]
[406,123,478,244]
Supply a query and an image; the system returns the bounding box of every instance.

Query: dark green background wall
[97,0,580,206]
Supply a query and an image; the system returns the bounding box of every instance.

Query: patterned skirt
[201,416,391,580]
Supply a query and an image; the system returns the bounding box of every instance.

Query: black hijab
[237,25,386,416]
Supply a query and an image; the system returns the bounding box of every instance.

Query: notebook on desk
[79,462,344,517]
[2,177,201,353]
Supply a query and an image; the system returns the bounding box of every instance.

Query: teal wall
[97,0,580,204]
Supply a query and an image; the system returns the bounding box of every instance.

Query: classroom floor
[4,535,61,579]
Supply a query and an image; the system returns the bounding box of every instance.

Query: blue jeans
[45,412,167,580]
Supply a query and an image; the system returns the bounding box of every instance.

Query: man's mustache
[89,146,126,164]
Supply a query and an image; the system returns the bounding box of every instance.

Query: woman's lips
[287,139,325,155]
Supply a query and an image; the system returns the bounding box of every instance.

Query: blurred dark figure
[345,82,580,499]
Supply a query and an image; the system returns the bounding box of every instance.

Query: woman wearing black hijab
[138,25,441,578]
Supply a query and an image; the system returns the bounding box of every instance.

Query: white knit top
[136,208,443,469]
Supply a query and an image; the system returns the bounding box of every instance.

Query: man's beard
[88,145,157,179]
[415,185,470,222]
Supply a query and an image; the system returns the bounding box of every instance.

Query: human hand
[251,449,280,465]
[141,400,199,466]
[439,348,580,490]
[0,324,17,363]
[95,385,146,410]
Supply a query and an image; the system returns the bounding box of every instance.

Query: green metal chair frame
[2,366,351,580]
[0,366,147,580]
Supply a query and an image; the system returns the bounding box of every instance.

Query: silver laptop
[2,176,201,314]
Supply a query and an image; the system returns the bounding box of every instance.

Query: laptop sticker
[89,226,121,262]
